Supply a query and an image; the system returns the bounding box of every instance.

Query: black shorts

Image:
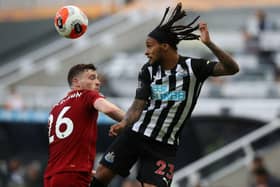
[100,128,177,187]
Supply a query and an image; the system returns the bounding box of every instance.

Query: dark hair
[148,2,200,50]
[67,64,96,86]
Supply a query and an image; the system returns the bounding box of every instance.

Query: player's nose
[145,49,150,57]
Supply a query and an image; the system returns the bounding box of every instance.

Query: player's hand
[199,22,211,45]
[91,170,96,177]
[109,122,126,137]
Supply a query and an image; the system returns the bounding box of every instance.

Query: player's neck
[161,53,179,70]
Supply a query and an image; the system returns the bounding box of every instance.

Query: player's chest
[150,69,191,101]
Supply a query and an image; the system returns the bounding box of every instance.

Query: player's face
[145,37,164,65]
[77,69,101,91]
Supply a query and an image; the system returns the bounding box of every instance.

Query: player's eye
[146,44,152,48]
[90,75,96,80]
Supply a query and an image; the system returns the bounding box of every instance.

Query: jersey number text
[48,106,74,144]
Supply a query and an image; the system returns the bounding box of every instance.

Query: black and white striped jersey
[132,56,216,146]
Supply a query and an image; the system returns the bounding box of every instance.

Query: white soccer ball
[54,5,88,39]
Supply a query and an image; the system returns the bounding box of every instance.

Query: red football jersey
[44,89,104,177]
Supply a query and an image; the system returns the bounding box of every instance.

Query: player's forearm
[123,99,146,127]
[106,108,125,122]
[206,41,239,75]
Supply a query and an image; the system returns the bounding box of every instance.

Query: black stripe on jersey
[162,62,190,144]
[150,68,177,139]
[138,68,162,134]
[151,64,158,82]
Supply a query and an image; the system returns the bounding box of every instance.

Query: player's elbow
[233,65,240,74]
[230,65,239,75]
[226,63,239,75]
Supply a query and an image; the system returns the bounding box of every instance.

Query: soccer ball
[54,5,88,39]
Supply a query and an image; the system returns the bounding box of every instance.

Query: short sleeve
[84,90,105,108]
[135,66,151,100]
[191,58,217,82]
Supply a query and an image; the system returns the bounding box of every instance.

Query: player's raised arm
[94,98,124,122]
[199,22,239,76]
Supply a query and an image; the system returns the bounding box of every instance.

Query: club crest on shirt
[104,152,115,163]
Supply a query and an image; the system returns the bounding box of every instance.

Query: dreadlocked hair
[148,2,200,49]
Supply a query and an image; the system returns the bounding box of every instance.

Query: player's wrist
[204,40,213,47]
[121,120,129,127]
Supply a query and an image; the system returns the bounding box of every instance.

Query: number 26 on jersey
[48,106,74,144]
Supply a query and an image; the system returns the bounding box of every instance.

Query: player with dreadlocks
[91,2,239,187]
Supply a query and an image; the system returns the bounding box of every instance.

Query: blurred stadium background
[1,0,280,187]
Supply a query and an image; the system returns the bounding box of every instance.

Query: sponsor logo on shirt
[151,85,185,101]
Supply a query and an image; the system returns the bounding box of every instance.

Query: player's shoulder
[179,55,207,65]
[81,89,100,96]
[83,89,105,99]
[179,55,190,60]
[179,55,198,62]
[178,55,193,68]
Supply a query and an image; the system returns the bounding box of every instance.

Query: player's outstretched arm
[109,99,146,136]
[199,22,239,76]
[94,98,125,122]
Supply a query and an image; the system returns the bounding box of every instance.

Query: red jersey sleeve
[83,90,105,109]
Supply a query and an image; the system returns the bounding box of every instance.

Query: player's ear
[72,77,79,86]
[161,43,169,51]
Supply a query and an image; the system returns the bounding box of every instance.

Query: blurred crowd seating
[0,158,44,187]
